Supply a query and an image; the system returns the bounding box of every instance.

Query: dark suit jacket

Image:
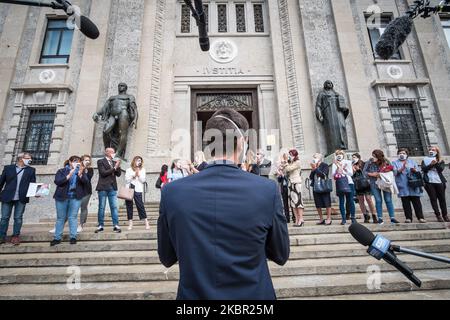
[96,158,121,191]
[0,165,36,204]
[53,167,90,201]
[158,161,290,300]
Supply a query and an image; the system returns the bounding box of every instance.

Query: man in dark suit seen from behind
[158,108,290,300]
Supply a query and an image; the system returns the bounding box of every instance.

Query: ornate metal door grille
[218,4,228,32]
[389,100,428,156]
[236,4,246,32]
[12,105,56,165]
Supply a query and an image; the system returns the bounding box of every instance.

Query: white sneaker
[145,219,150,230]
[128,221,133,230]
[48,228,55,234]
[77,225,83,233]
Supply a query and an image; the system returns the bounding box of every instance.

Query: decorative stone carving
[39,69,56,84]
[210,39,238,64]
[387,65,404,80]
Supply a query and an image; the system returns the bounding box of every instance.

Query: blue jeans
[97,190,119,227]
[370,184,395,220]
[0,201,26,239]
[54,198,81,241]
[338,184,356,222]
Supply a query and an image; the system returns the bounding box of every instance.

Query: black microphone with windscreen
[375,15,413,60]
[77,14,100,40]
[194,0,210,52]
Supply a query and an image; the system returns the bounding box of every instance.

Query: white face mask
[429,151,437,158]
[83,160,90,167]
[399,154,408,161]
[312,158,319,164]
[213,115,247,163]
[336,155,344,162]
[136,160,142,167]
[23,159,32,167]
[111,153,116,160]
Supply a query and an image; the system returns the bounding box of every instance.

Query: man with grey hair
[256,148,272,178]
[0,153,36,245]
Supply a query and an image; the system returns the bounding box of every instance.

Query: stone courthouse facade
[0,0,449,221]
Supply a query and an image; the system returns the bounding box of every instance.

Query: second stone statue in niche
[93,83,138,159]
[315,80,349,155]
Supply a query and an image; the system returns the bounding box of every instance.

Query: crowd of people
[0,143,448,246]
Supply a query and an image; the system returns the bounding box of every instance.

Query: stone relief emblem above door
[209,39,238,64]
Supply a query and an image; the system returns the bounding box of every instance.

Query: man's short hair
[17,152,32,161]
[205,108,249,157]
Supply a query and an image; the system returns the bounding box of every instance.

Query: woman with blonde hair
[275,149,291,223]
[283,149,304,227]
[422,146,448,222]
[332,150,356,225]
[244,150,260,175]
[192,151,208,173]
[125,156,149,230]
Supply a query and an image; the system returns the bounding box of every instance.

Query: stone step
[290,289,450,300]
[13,223,450,242]
[1,238,449,258]
[0,269,449,299]
[0,240,450,268]
[18,222,449,238]
[1,253,449,284]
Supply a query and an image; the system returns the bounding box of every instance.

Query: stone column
[68,0,112,156]
[330,0,379,158]
[0,5,28,122]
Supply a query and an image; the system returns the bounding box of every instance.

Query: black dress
[310,162,332,209]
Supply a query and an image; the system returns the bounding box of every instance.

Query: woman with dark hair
[309,153,332,225]
[352,153,376,223]
[363,149,400,225]
[50,156,89,246]
[125,156,149,230]
[283,149,304,227]
[168,159,187,182]
[393,148,425,223]
[160,164,169,188]
[422,146,448,222]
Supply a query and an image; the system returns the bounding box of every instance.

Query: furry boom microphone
[375,15,413,60]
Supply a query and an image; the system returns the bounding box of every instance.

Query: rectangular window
[13,106,56,165]
[366,15,401,60]
[389,101,427,156]
[218,4,227,32]
[253,4,264,32]
[441,17,450,48]
[40,19,74,64]
[236,4,246,33]
[181,4,191,33]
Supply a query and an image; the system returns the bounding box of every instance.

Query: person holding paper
[0,153,36,246]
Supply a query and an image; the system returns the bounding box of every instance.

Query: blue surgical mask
[429,151,437,158]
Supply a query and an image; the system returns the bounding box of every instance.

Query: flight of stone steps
[0,200,449,300]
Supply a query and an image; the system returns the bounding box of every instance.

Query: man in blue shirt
[158,108,290,300]
[0,153,36,245]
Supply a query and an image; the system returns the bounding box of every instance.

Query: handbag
[155,176,162,189]
[313,176,333,193]
[407,171,424,188]
[335,174,351,194]
[353,172,370,192]
[118,185,135,201]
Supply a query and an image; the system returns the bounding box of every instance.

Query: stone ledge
[371,79,431,87]
[10,84,74,93]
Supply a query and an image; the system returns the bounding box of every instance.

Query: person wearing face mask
[352,153,377,224]
[392,148,425,223]
[244,150,260,175]
[363,149,400,225]
[191,151,208,173]
[77,155,94,233]
[0,153,36,246]
[283,149,305,227]
[168,159,188,183]
[421,146,448,222]
[157,108,289,300]
[275,149,292,223]
[50,156,89,246]
[125,156,150,230]
[332,150,356,225]
[309,153,332,225]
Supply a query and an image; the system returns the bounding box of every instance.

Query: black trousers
[401,196,424,220]
[424,183,448,217]
[280,184,291,223]
[125,192,147,220]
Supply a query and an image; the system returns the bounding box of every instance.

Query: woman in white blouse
[125,156,150,230]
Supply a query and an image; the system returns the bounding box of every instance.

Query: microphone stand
[391,245,450,264]
[0,0,67,10]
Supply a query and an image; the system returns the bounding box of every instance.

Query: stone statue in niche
[315,80,349,155]
[93,83,138,159]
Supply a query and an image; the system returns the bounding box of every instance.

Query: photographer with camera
[50,156,89,246]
